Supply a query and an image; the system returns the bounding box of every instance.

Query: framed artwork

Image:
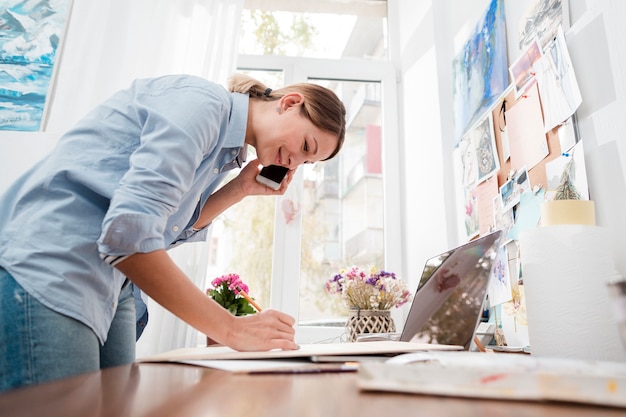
[0,0,73,132]
[452,0,508,146]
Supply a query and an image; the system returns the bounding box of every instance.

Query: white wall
[392,0,626,279]
[390,0,449,290]
[3,0,625,284]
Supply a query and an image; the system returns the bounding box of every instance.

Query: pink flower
[210,273,249,294]
[281,198,301,224]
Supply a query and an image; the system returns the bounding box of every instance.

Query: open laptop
[356,230,502,351]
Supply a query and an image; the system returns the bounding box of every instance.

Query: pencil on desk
[235,285,263,312]
[473,335,487,352]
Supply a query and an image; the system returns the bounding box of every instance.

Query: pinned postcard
[463,186,480,241]
[492,194,515,239]
[545,140,589,200]
[557,115,579,154]
[534,26,583,132]
[507,189,544,241]
[487,245,513,306]
[499,166,530,213]
[477,176,499,236]
[517,0,569,53]
[470,113,500,184]
[509,39,543,99]
[459,135,479,188]
[505,84,549,171]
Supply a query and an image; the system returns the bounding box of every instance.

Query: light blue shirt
[0,75,248,343]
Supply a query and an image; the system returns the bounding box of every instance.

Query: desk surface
[0,362,624,417]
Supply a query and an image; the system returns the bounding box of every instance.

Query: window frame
[237,54,402,343]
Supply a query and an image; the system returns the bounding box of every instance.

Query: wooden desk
[0,362,624,417]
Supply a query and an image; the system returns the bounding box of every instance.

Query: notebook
[356,230,502,350]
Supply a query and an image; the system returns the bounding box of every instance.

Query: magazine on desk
[357,351,626,408]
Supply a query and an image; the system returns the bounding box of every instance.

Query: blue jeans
[0,267,136,393]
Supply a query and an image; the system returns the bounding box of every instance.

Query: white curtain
[47,0,243,131]
[45,0,244,357]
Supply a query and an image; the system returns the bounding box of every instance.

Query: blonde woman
[0,74,346,392]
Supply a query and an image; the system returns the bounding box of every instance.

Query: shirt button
[213,168,219,174]
[172,225,180,232]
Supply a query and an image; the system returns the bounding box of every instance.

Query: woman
[0,74,346,392]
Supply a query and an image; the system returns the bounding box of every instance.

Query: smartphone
[255,165,289,190]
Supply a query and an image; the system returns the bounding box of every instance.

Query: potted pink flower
[206,273,258,316]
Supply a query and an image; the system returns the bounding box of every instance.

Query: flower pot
[345,309,396,342]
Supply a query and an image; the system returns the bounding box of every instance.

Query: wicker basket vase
[346,309,396,342]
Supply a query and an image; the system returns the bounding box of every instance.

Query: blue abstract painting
[0,0,71,131]
[452,0,508,147]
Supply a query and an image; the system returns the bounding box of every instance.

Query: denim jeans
[0,267,136,393]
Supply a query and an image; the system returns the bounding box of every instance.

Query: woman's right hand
[116,250,298,353]
[221,309,299,352]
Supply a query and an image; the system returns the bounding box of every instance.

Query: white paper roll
[519,225,626,361]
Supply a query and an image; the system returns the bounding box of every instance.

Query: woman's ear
[280,92,304,111]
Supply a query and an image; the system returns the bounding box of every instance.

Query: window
[208,1,401,344]
[239,0,387,60]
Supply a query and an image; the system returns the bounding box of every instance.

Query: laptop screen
[399,230,502,349]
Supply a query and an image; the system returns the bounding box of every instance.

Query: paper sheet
[505,84,549,171]
[139,341,462,363]
[476,176,498,235]
[179,359,359,374]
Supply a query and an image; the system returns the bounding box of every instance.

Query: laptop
[356,230,502,351]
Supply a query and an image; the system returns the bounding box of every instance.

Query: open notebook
[140,230,502,363]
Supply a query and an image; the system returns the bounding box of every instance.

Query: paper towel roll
[519,225,626,361]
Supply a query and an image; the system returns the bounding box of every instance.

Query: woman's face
[254,93,338,169]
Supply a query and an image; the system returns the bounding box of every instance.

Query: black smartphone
[255,165,289,190]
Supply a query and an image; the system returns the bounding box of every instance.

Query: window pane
[239,3,387,60]
[299,79,384,325]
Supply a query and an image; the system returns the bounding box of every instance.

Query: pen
[235,285,263,312]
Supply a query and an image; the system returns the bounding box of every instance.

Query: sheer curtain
[45,0,244,357]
